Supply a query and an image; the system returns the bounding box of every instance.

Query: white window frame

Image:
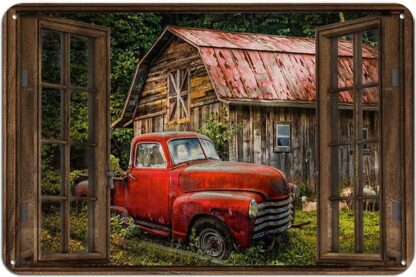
[274,123,291,152]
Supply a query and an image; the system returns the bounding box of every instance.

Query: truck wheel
[192,217,232,260]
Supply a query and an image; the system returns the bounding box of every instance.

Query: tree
[41,11,378,168]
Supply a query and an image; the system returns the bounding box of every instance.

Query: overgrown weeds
[41,209,380,266]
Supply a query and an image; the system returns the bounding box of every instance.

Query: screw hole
[400,13,405,19]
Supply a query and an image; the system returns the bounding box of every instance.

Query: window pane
[70,35,90,88]
[333,90,354,143]
[70,144,94,197]
[337,34,353,88]
[41,88,63,140]
[362,143,381,253]
[277,137,290,147]
[135,143,166,168]
[338,205,355,253]
[200,139,220,160]
[168,139,205,165]
[336,145,354,198]
[41,200,63,255]
[362,87,380,142]
[362,29,379,85]
[69,200,89,253]
[330,146,355,253]
[41,29,62,84]
[277,124,290,137]
[70,91,93,143]
[41,144,64,196]
[363,208,381,253]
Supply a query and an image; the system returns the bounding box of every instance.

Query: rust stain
[168,26,379,104]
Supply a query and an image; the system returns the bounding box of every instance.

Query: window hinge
[21,69,28,88]
[392,68,400,87]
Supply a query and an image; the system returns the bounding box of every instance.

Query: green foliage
[109,215,213,266]
[199,108,240,160]
[41,207,380,266]
[65,13,162,169]
[110,154,123,175]
[40,11,378,169]
[111,128,133,169]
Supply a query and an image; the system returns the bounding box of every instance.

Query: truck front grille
[253,197,293,239]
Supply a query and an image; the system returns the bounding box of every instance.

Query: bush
[110,154,123,175]
[199,108,240,160]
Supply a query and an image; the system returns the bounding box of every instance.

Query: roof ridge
[167,25,316,41]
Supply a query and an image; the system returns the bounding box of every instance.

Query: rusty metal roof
[169,26,377,57]
[113,26,378,128]
[170,26,378,104]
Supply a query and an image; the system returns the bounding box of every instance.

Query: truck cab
[108,132,295,259]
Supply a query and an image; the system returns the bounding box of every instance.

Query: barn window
[167,68,190,124]
[275,124,291,151]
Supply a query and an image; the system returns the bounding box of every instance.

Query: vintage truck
[77,132,297,259]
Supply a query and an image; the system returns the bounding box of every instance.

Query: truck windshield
[168,138,220,165]
[200,139,220,160]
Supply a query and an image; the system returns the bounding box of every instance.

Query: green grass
[40,209,380,266]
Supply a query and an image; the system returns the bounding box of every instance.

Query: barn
[113,26,379,188]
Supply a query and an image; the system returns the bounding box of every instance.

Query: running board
[134,219,171,232]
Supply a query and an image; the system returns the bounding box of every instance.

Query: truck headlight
[248,199,258,219]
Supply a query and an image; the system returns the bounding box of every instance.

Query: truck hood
[179,161,289,200]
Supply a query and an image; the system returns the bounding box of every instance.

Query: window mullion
[62,32,71,254]
[353,31,364,253]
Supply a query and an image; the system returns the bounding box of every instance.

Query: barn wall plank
[132,37,219,135]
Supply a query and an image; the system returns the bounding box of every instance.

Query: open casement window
[316,15,409,266]
[167,68,190,125]
[10,15,110,265]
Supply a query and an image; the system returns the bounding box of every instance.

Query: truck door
[127,142,171,226]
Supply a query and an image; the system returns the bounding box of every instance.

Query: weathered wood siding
[229,105,379,189]
[131,36,379,191]
[133,37,220,135]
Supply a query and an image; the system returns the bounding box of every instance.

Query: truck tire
[192,217,232,260]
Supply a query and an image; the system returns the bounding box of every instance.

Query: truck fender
[171,191,262,249]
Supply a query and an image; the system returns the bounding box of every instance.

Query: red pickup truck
[77,132,296,259]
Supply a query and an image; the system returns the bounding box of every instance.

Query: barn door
[17,15,110,264]
[316,15,405,265]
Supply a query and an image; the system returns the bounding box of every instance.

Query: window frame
[134,142,167,169]
[274,123,292,152]
[2,5,413,275]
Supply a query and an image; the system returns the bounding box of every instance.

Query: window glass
[200,139,220,160]
[135,143,166,168]
[168,138,205,165]
[276,124,291,147]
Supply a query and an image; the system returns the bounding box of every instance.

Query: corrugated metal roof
[169,26,378,104]
[114,26,379,128]
[168,26,377,57]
